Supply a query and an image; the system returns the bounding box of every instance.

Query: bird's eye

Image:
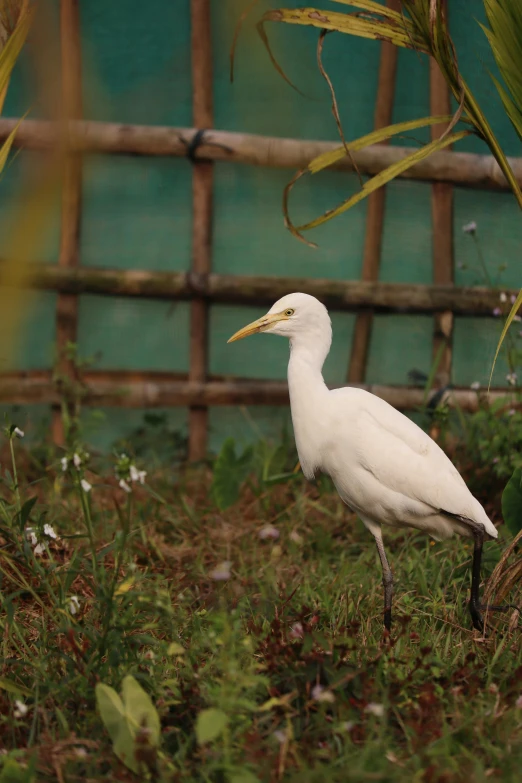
[284,308,294,317]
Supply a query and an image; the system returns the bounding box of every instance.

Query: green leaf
[121,675,161,747]
[18,496,37,530]
[0,677,31,697]
[285,129,470,243]
[481,0,522,141]
[211,438,254,510]
[196,707,228,744]
[501,467,522,536]
[95,684,132,768]
[167,641,185,656]
[263,471,300,486]
[261,7,428,51]
[95,676,161,774]
[0,758,35,783]
[229,772,261,783]
[0,8,34,102]
[306,115,454,175]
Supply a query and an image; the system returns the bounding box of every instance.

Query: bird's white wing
[328,389,493,534]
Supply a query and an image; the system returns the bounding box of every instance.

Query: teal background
[0,0,520,452]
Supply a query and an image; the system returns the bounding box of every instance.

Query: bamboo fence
[2,1,520,456]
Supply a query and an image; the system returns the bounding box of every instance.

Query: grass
[0,429,521,783]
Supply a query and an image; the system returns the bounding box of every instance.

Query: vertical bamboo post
[429,59,453,387]
[52,0,83,444]
[347,0,400,383]
[189,0,213,461]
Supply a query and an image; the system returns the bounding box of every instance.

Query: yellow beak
[227,312,286,343]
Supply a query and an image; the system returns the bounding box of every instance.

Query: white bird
[228,292,503,632]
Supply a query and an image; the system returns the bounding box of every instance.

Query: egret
[228,292,502,632]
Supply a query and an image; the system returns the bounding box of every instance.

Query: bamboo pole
[430,50,454,388]
[8,262,515,316]
[1,117,522,191]
[0,370,514,413]
[189,0,214,461]
[53,0,83,445]
[348,0,400,383]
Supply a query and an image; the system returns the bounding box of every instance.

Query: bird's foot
[469,600,484,632]
[469,601,520,632]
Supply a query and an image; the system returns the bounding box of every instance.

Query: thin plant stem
[109,492,132,599]
[471,234,494,289]
[77,473,98,577]
[96,491,133,664]
[9,436,21,524]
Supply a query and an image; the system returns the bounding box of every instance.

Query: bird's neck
[288,340,329,409]
[287,333,331,478]
[288,334,329,379]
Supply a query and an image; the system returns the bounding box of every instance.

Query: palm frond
[481,0,522,141]
[260,0,522,230]
[284,129,470,245]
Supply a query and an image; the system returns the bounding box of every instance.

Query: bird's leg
[374,534,393,631]
[469,528,485,632]
[468,526,521,632]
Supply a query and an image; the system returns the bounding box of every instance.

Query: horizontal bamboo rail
[1,118,521,191]
[6,262,514,316]
[0,371,514,411]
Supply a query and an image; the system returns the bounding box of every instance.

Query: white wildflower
[499,292,507,303]
[470,381,481,390]
[493,307,502,317]
[68,595,80,615]
[507,372,518,387]
[119,479,132,493]
[73,453,81,468]
[34,543,45,556]
[80,479,92,493]
[209,560,232,581]
[289,530,303,545]
[129,464,147,484]
[60,457,68,472]
[514,315,522,322]
[508,408,517,416]
[259,525,280,540]
[44,523,58,539]
[516,695,522,709]
[25,527,38,547]
[511,294,517,304]
[340,721,354,732]
[13,427,24,439]
[365,703,385,717]
[290,622,304,639]
[13,700,28,718]
[312,684,335,703]
[273,729,288,744]
[74,747,88,759]
[462,221,477,234]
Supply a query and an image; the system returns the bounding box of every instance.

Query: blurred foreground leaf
[196,707,229,744]
[95,675,161,774]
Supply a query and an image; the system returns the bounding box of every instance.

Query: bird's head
[228,292,332,356]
